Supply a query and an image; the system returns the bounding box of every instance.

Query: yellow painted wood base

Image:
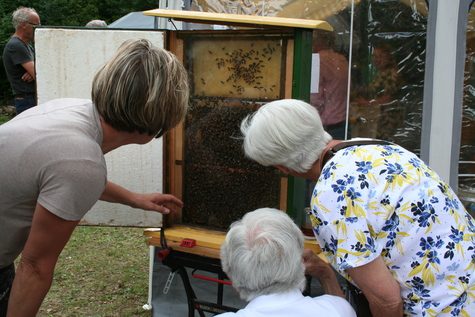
[144,225,323,260]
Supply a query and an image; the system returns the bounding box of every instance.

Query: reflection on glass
[460,6,475,214]
[190,1,429,156]
[305,0,428,204]
[348,0,427,154]
[311,30,349,140]
[351,43,404,139]
[189,0,361,19]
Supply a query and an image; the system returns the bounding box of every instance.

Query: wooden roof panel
[143,9,333,31]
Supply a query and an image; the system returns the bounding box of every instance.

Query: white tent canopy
[108,12,159,29]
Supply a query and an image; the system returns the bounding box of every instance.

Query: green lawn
[38,226,151,317]
[0,114,11,124]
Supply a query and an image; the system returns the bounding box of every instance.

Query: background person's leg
[0,264,15,317]
[14,95,36,115]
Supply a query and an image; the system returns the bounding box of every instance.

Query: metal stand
[143,245,155,311]
[155,229,239,316]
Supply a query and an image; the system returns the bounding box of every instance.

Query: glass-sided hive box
[166,30,295,230]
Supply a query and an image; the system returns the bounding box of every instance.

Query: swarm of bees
[181,97,281,229]
[179,40,284,229]
[198,42,279,96]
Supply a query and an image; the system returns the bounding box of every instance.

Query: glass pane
[182,34,286,229]
[184,1,430,217]
[460,6,475,215]
[305,0,428,202]
[190,0,362,18]
[348,0,428,155]
[311,29,350,139]
[190,1,428,154]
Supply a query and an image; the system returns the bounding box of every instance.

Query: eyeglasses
[26,22,41,27]
[154,129,164,139]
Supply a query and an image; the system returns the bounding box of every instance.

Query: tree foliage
[0,0,160,104]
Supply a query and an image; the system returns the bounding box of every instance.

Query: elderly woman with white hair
[240,99,475,317]
[217,208,356,317]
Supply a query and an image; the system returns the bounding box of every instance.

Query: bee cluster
[177,36,286,230]
[184,97,259,168]
[181,97,281,229]
[192,39,281,99]
[213,43,277,95]
[182,163,281,229]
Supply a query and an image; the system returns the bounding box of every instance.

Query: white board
[310,53,320,93]
[35,28,166,227]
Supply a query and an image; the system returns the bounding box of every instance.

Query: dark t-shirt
[2,36,36,95]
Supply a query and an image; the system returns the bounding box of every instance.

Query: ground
[38,226,151,317]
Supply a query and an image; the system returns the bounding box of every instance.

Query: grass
[0,114,11,124]
[37,226,151,317]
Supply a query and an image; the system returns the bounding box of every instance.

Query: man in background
[310,30,349,140]
[85,19,107,27]
[308,30,350,202]
[2,7,40,115]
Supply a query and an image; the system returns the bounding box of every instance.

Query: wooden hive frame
[143,9,331,256]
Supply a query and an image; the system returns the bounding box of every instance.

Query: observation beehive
[144,9,332,232]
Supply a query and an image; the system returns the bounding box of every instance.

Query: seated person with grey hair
[217,208,356,317]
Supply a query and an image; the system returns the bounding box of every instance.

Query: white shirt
[215,289,355,317]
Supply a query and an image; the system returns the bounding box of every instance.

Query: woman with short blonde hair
[92,38,189,138]
[0,39,189,316]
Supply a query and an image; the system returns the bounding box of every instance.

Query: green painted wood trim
[287,28,313,222]
[292,29,313,101]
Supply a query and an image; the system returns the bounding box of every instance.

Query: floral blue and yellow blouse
[309,144,475,316]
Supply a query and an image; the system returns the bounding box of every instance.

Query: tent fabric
[108,12,159,29]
